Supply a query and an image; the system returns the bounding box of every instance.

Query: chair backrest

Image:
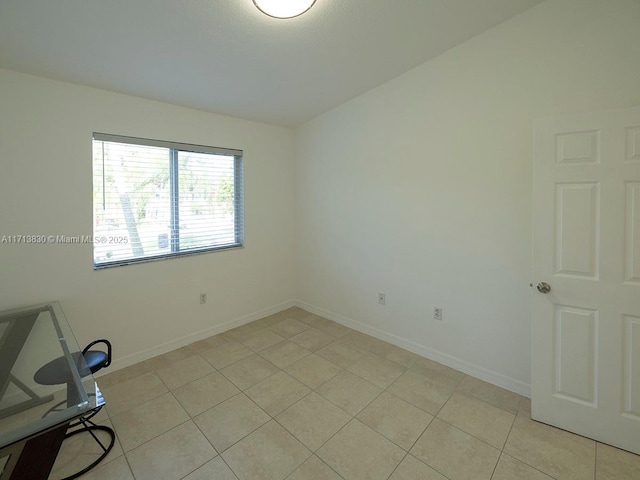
[82,339,112,368]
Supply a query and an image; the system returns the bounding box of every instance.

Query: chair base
[59,418,115,480]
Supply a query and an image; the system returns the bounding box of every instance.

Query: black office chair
[33,339,115,480]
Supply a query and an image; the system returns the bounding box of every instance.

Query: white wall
[0,70,296,368]
[294,0,640,394]
[3,0,639,395]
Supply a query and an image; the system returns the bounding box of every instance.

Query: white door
[532,105,640,454]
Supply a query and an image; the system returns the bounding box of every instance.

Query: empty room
[0,0,639,479]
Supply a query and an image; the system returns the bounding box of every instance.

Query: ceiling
[0,0,544,127]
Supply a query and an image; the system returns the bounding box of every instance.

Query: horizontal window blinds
[92,133,243,268]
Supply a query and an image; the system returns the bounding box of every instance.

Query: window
[92,133,243,268]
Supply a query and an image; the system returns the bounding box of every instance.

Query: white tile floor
[49,307,640,480]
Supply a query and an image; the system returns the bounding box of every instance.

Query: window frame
[92,132,244,269]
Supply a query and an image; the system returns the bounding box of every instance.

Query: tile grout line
[122,416,194,477]
[496,452,560,480]
[282,453,347,480]
[215,388,312,480]
[186,413,241,480]
[489,451,504,479]
[381,415,441,480]
[395,381,467,480]
[453,377,524,417]
[146,318,455,479]
[495,414,561,480]
[102,310,604,480]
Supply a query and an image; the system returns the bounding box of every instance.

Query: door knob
[536,282,551,294]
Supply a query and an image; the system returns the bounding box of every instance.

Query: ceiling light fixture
[253,0,316,19]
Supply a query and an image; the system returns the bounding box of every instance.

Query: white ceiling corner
[0,0,545,127]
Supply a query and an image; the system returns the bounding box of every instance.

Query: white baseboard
[96,298,531,398]
[96,299,297,377]
[296,300,531,398]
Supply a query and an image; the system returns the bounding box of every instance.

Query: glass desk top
[0,302,101,449]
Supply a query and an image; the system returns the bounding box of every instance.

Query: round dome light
[253,0,317,19]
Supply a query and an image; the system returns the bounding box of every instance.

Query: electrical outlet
[433,307,443,321]
[378,293,386,305]
[199,293,207,304]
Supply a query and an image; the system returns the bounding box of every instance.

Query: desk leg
[6,422,69,480]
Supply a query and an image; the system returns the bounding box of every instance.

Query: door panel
[533,105,640,454]
[624,315,640,418]
[554,182,599,278]
[554,305,597,406]
[625,182,640,283]
[627,127,640,161]
[555,130,600,165]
